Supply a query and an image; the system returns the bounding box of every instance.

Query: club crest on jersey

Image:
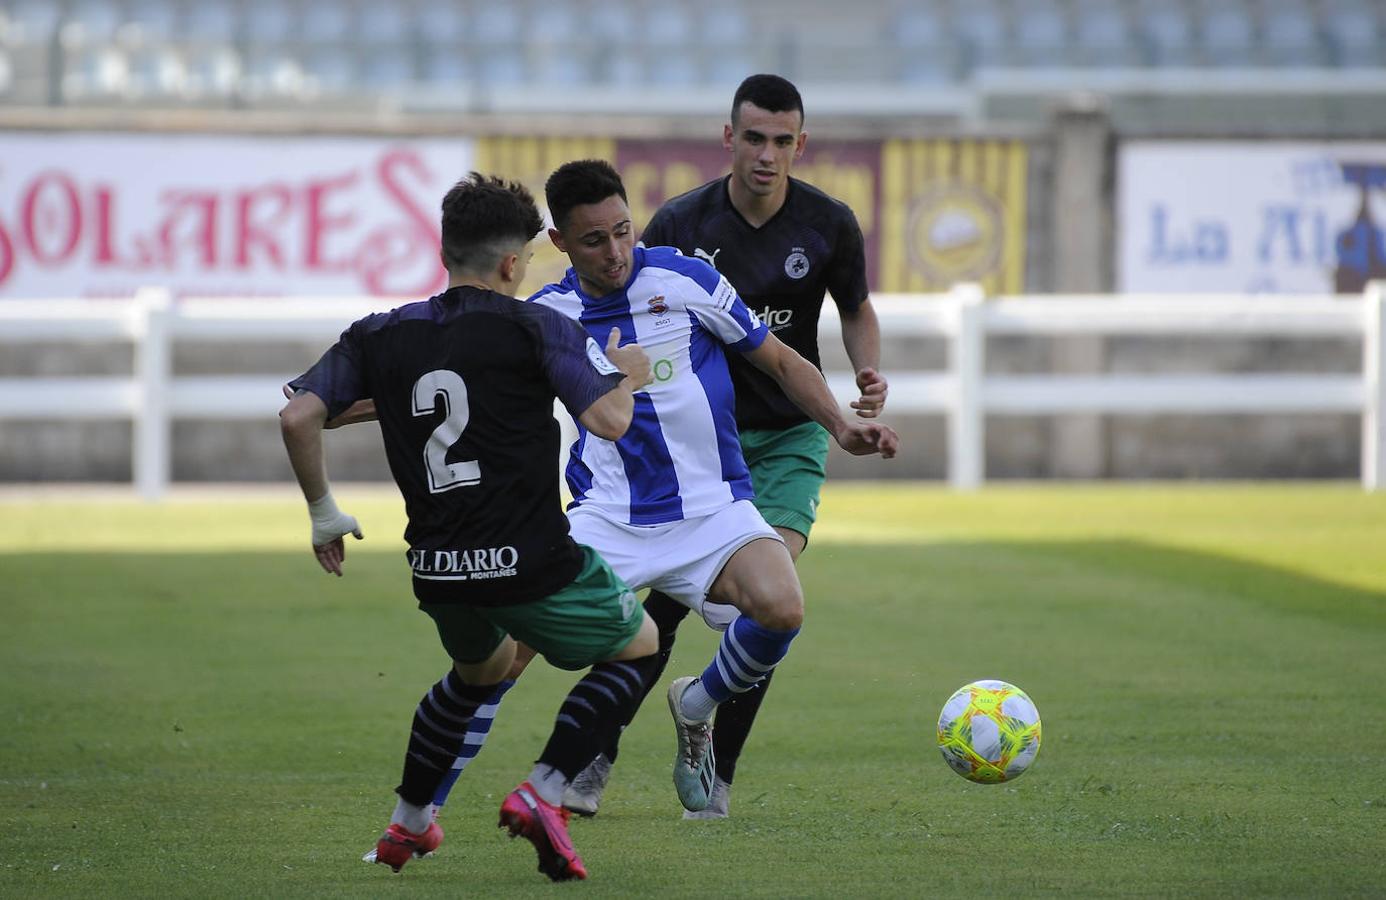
[647,295,669,316]
[785,248,810,280]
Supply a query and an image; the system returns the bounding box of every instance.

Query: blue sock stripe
[556,713,582,729]
[699,659,733,702]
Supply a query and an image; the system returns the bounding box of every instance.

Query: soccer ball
[936,680,1042,784]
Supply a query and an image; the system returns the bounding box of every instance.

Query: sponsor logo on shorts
[619,590,638,619]
[410,546,519,580]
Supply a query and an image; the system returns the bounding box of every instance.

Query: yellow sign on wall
[878,139,1028,294]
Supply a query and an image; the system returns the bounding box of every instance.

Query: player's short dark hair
[439,172,544,274]
[545,159,627,231]
[731,73,804,126]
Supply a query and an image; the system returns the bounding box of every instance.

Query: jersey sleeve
[688,272,770,353]
[827,206,870,313]
[639,204,675,249]
[534,308,626,419]
[286,316,375,418]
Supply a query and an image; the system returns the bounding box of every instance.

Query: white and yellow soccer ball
[936,680,1042,784]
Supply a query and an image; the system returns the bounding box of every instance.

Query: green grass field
[3,484,1385,898]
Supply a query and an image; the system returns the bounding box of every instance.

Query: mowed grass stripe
[1,485,1383,897]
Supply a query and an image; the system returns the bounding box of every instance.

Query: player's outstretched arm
[577,328,653,441]
[743,333,899,459]
[840,299,889,418]
[280,391,363,576]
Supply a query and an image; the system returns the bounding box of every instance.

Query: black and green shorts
[418,545,641,671]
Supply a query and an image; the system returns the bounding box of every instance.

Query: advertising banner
[1119,141,1386,294]
[477,135,1029,297]
[0,132,1031,299]
[0,133,471,298]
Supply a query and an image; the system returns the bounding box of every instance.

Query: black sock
[538,653,660,779]
[711,666,775,784]
[396,669,499,807]
[603,591,689,764]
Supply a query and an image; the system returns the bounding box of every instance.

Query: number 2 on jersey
[412,370,481,493]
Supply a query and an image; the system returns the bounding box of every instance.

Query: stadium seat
[1260,1,1324,67]
[61,0,123,47]
[470,3,521,43]
[357,2,411,45]
[1198,0,1256,67]
[420,46,470,85]
[360,53,415,90]
[702,5,751,47]
[241,0,297,45]
[124,0,178,41]
[893,6,958,83]
[949,0,1008,70]
[303,47,355,93]
[1071,0,1138,67]
[61,44,130,100]
[1320,0,1382,67]
[1012,0,1070,67]
[183,45,241,98]
[1134,0,1197,66]
[416,3,467,47]
[644,1,694,48]
[7,0,61,44]
[301,3,352,45]
[180,2,235,41]
[125,43,189,99]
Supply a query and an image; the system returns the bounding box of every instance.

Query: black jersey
[289,286,624,606]
[641,176,869,430]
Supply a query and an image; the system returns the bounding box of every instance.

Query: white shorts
[566,499,782,631]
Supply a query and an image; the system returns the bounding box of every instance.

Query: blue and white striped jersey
[529,245,770,525]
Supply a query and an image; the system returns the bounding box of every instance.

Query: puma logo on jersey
[694,247,722,269]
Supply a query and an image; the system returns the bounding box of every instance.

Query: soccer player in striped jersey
[571,73,890,819]
[425,159,898,816]
[281,173,661,881]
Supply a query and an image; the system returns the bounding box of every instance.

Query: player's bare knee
[745,584,804,631]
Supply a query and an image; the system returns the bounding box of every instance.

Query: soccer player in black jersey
[565,74,890,819]
[280,173,660,881]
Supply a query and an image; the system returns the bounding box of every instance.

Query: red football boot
[498,781,588,881]
[373,821,443,873]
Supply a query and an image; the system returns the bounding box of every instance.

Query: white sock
[391,796,434,834]
[527,763,568,806]
[680,679,718,721]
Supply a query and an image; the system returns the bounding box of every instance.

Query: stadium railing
[0,284,1382,497]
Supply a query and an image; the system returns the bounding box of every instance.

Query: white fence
[1,284,1382,498]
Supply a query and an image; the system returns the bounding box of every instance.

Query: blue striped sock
[698,617,799,705]
[431,679,514,807]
